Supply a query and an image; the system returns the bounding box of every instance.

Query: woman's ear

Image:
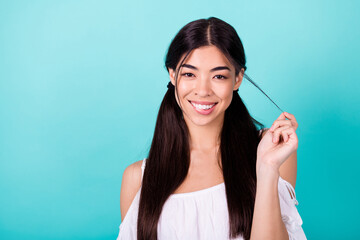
[234,68,244,91]
[169,68,176,85]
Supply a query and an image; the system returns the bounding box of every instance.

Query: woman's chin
[184,115,220,127]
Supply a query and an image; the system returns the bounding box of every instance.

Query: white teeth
[190,102,215,110]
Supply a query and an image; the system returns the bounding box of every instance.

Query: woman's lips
[188,100,218,115]
[190,100,217,105]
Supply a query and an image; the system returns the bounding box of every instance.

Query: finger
[282,111,295,119]
[282,128,289,142]
[276,112,287,121]
[269,119,292,132]
[272,125,291,143]
[280,127,298,148]
[282,112,298,130]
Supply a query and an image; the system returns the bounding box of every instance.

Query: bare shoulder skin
[120,159,143,221]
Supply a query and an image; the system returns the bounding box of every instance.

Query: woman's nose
[194,78,211,96]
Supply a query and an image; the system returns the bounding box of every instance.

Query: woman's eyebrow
[181,64,230,72]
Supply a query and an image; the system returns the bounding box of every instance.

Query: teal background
[1,0,359,239]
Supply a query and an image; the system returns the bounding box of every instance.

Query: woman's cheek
[178,83,190,93]
[216,85,233,99]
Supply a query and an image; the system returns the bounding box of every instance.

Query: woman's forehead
[177,46,234,71]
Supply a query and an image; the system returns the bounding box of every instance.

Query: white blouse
[117,157,306,240]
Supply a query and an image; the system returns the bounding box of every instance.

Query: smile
[188,100,218,115]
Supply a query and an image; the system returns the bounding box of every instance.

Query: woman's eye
[182,73,195,77]
[181,73,227,79]
[214,75,227,80]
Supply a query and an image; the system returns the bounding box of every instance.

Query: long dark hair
[137,17,265,240]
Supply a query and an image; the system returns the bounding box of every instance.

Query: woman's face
[169,45,244,127]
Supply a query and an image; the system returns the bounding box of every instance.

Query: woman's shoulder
[122,159,144,189]
[120,159,144,221]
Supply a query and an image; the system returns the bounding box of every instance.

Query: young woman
[117,17,306,240]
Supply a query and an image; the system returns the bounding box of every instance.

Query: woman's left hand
[256,112,299,174]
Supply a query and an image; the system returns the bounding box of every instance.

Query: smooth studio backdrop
[1,0,359,239]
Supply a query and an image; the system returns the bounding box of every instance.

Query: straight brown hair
[137,17,265,239]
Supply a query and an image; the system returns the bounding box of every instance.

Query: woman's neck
[184,115,224,151]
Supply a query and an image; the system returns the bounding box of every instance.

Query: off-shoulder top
[116,129,307,239]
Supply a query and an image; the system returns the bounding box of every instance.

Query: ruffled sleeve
[278,177,307,240]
